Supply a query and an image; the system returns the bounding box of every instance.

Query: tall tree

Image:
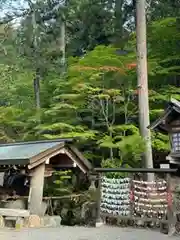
[0,0,67,108]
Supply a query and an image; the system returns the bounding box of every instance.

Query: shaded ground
[0,226,179,240]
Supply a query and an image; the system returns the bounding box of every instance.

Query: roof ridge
[0,138,73,147]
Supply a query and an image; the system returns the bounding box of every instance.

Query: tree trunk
[114,0,124,47]
[32,5,41,109]
[59,20,66,69]
[59,0,66,73]
[34,69,41,109]
[133,0,137,28]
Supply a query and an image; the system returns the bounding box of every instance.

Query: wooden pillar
[96,173,103,227]
[166,173,176,236]
[28,163,45,216]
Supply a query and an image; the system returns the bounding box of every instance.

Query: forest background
[0,0,180,170]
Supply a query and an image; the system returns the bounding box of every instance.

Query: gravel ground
[0,226,179,240]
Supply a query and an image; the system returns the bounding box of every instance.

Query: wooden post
[166,173,176,236]
[28,163,45,216]
[96,173,103,227]
[136,0,154,181]
[129,174,134,220]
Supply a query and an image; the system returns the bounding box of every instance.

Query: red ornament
[130,190,134,201]
[127,63,137,69]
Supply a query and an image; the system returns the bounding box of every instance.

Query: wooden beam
[27,165,54,177]
[68,145,93,170]
[0,208,30,217]
[64,148,88,173]
[28,143,65,169]
[94,168,178,173]
[16,193,86,200]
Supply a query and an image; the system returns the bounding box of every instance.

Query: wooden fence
[100,176,170,225]
[93,167,178,234]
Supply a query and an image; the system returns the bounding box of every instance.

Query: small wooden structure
[149,98,180,165]
[0,139,93,216]
[93,167,178,234]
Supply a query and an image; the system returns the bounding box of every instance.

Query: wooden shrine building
[0,139,93,216]
[149,98,180,166]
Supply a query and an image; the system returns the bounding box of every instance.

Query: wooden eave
[149,99,180,133]
[0,158,29,166]
[65,145,93,173]
[148,107,172,132]
[28,143,93,173]
[28,142,65,169]
[68,145,92,171]
[0,139,93,174]
[169,152,180,158]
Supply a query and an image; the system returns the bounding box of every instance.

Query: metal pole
[136,0,154,181]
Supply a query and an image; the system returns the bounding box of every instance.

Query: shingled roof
[0,139,93,173]
[149,98,180,133]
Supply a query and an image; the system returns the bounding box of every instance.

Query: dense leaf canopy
[0,0,179,168]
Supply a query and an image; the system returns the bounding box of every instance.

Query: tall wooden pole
[135,0,154,181]
[32,3,41,109]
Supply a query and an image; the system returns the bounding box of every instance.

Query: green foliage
[147,0,180,21]
[0,64,34,108]
[151,132,170,152]
[101,158,131,178]
[0,1,180,172]
[44,170,72,196]
[148,18,180,59]
[98,124,145,165]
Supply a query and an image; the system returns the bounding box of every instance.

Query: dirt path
[0,226,179,240]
